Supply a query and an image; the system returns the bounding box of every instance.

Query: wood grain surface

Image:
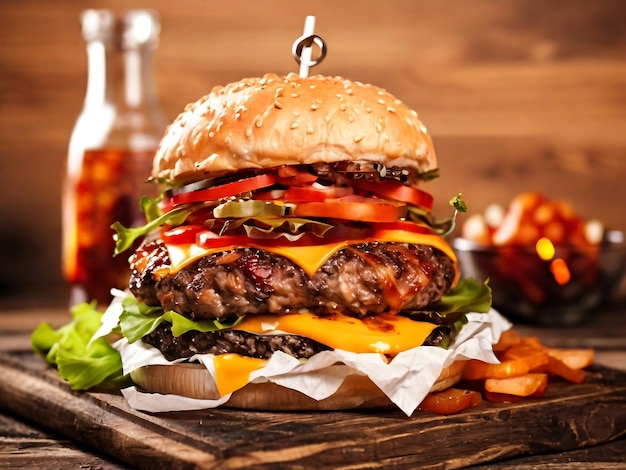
[1,348,625,470]
[1,0,626,297]
[0,413,127,470]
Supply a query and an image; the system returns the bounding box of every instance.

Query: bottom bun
[130,360,466,411]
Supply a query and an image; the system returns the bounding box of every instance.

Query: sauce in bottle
[63,10,167,306]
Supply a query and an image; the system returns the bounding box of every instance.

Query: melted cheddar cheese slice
[236,311,437,355]
[213,353,267,396]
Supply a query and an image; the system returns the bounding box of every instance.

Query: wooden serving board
[1,350,625,470]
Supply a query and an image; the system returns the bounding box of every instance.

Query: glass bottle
[63,9,167,307]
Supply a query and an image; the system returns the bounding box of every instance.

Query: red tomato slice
[255,185,354,203]
[293,200,401,222]
[371,220,432,236]
[168,173,277,206]
[351,179,434,211]
[196,230,250,249]
[419,388,483,415]
[161,225,206,245]
[282,187,328,202]
[283,185,354,202]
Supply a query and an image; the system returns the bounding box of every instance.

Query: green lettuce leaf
[119,296,243,343]
[402,277,491,326]
[436,278,492,315]
[111,196,193,255]
[31,302,127,390]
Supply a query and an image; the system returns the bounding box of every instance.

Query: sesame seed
[306,126,314,134]
[354,135,364,142]
[208,131,215,138]
[290,122,299,129]
[387,106,396,113]
[225,136,232,144]
[245,127,253,137]
[291,93,299,98]
[274,100,283,109]
[376,123,383,132]
[348,115,354,122]
[378,99,385,105]
[292,110,300,117]
[340,103,347,111]
[311,104,318,111]
[365,107,372,113]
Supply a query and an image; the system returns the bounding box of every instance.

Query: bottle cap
[122,10,161,49]
[80,9,115,44]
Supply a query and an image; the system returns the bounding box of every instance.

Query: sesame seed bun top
[153,73,437,185]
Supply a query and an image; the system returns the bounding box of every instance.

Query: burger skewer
[292,15,327,78]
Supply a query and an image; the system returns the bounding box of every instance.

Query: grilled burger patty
[143,320,455,361]
[143,323,331,361]
[129,240,456,322]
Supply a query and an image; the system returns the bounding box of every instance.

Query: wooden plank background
[1,0,625,298]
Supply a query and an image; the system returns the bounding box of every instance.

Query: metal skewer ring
[292,34,327,67]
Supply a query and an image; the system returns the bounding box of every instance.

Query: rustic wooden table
[1,294,625,469]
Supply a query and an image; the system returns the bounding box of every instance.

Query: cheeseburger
[101,73,501,415]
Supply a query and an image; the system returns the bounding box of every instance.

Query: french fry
[493,329,523,352]
[419,388,483,415]
[485,373,549,397]
[501,344,547,361]
[546,348,594,370]
[463,353,549,381]
[451,329,593,413]
[545,356,586,384]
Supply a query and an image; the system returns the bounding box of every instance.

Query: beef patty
[129,240,456,322]
[143,321,455,361]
